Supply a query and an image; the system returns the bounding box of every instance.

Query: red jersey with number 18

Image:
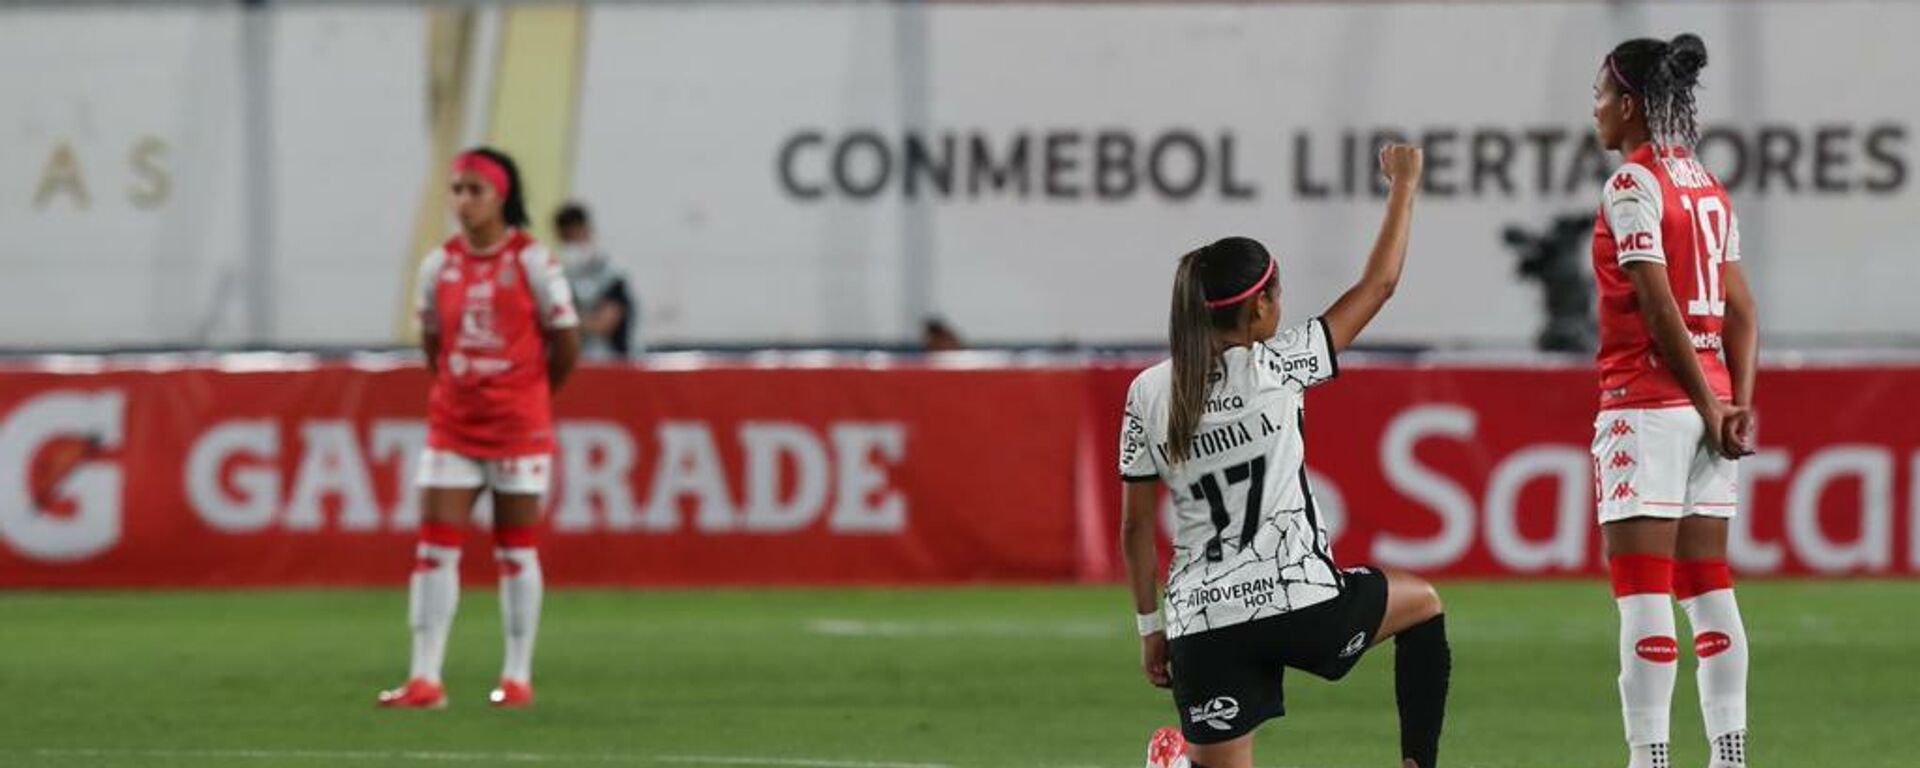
[1591,143,1738,409]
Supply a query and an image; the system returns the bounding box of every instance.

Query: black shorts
[1166,565,1390,744]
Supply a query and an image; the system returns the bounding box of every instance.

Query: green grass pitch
[0,581,1911,767]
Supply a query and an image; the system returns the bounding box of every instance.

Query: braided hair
[1604,33,1709,148]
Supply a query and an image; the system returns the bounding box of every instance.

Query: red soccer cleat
[488,678,534,708]
[1145,725,1187,768]
[376,678,447,709]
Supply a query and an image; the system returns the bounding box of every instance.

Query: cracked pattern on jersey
[1120,319,1340,640]
[1164,507,1338,638]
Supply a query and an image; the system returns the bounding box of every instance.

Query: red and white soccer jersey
[415,229,579,464]
[1590,145,1742,521]
[1591,143,1739,410]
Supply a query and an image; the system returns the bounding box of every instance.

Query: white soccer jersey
[1119,318,1341,639]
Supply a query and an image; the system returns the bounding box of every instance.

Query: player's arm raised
[1320,144,1422,353]
[1118,479,1170,688]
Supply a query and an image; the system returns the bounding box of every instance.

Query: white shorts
[1593,407,1738,523]
[416,448,552,496]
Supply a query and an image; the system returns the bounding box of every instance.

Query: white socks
[1709,730,1748,768]
[1678,557,1748,767]
[408,542,462,684]
[405,521,544,689]
[1611,554,1679,760]
[1613,554,1751,768]
[1628,743,1671,768]
[1681,588,1748,741]
[1616,591,1679,753]
[496,546,543,683]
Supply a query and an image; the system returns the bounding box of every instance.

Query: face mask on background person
[559,243,601,273]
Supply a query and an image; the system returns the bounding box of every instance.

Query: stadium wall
[3,360,1918,587]
[1,1,1914,349]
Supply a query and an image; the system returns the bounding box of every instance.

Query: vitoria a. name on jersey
[1120,319,1342,638]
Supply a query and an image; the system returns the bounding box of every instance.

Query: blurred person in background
[379,147,580,710]
[922,316,964,352]
[554,202,637,358]
[1588,34,1755,768]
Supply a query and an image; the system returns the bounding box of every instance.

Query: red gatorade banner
[0,364,1086,586]
[3,361,1918,586]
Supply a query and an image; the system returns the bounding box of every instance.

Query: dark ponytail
[1166,237,1276,465]
[467,146,531,228]
[1167,253,1218,467]
[1606,33,1710,147]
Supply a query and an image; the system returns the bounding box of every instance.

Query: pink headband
[1604,54,1636,94]
[1205,257,1276,308]
[452,152,511,198]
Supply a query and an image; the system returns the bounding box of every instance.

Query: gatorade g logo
[0,390,126,562]
[1635,636,1679,663]
[1695,631,1733,658]
[1188,696,1241,731]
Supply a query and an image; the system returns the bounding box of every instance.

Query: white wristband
[1135,610,1165,636]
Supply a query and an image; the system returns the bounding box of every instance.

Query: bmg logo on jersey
[1188,696,1242,731]
[1282,352,1321,377]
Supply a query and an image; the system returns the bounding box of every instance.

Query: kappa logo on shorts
[1610,482,1638,501]
[1609,419,1635,437]
[1609,451,1636,469]
[1188,696,1241,731]
[1338,631,1368,659]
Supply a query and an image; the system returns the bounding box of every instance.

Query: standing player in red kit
[378,147,580,709]
[1590,35,1756,768]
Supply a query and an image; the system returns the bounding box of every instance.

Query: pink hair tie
[1204,257,1276,308]
[452,151,512,198]
[1605,54,1635,93]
